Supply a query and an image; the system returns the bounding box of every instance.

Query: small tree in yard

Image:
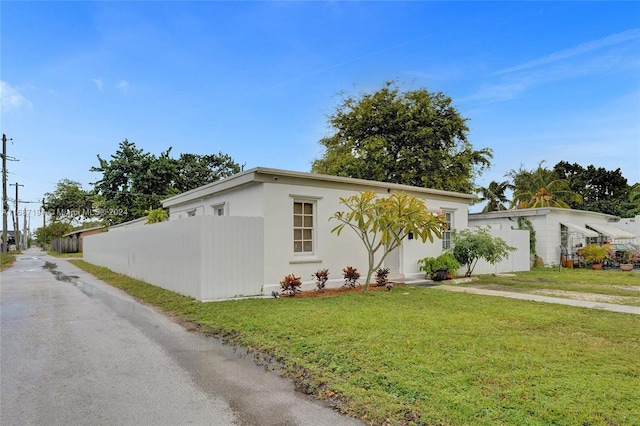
[331,191,448,292]
[451,227,516,277]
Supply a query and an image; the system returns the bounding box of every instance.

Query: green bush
[418,253,460,279]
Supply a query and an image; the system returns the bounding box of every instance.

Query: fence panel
[84,216,264,300]
[52,238,79,253]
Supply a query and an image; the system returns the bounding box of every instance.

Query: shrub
[342,266,361,288]
[418,253,460,279]
[312,268,329,292]
[280,273,302,296]
[375,267,390,286]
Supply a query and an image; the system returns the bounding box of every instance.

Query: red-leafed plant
[342,266,361,288]
[280,273,302,296]
[312,268,329,292]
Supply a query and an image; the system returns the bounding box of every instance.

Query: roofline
[162,167,477,207]
[469,207,620,221]
[62,225,108,237]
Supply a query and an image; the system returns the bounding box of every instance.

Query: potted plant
[577,244,610,270]
[342,266,361,288]
[620,250,634,271]
[312,268,329,292]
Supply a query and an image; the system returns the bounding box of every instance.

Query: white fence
[470,228,531,275]
[84,216,264,301]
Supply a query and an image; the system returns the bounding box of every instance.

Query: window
[293,201,314,253]
[442,211,453,249]
[211,202,226,216]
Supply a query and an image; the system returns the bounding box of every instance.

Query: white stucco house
[469,208,638,267]
[84,167,529,301]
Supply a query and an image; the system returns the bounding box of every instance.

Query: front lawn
[70,260,640,426]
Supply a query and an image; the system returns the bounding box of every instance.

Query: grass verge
[47,250,83,258]
[70,260,640,425]
[0,251,18,270]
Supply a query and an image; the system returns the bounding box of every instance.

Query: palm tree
[630,183,640,208]
[508,161,581,209]
[477,180,512,212]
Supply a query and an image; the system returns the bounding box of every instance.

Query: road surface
[1,248,361,426]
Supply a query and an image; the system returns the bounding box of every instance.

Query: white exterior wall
[257,181,467,293]
[84,216,264,301]
[169,184,264,219]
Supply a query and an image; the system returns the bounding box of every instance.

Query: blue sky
[1,1,639,220]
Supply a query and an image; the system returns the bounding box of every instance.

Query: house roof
[63,225,108,237]
[162,167,477,208]
[469,207,619,221]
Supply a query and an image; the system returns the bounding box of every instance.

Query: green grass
[70,260,640,426]
[0,251,18,270]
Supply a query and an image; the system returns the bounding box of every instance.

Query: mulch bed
[282,282,405,299]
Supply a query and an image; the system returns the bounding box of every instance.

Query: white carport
[560,223,598,238]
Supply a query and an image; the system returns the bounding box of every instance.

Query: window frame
[442,210,454,249]
[292,199,316,255]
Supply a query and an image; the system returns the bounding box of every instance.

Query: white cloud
[0,80,33,112]
[496,28,640,75]
[468,28,640,102]
[115,80,129,94]
[92,78,104,91]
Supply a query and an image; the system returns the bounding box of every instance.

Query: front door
[385,244,403,279]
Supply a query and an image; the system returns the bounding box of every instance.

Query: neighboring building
[469,208,638,267]
[59,225,108,252]
[85,167,529,301]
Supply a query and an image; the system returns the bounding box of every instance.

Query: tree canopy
[90,139,243,224]
[43,179,93,224]
[311,82,492,194]
[553,161,637,217]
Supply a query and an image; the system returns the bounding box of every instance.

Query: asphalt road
[1,248,362,426]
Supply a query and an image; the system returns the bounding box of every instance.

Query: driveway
[1,248,362,426]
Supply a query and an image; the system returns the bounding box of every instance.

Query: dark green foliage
[90,140,243,224]
[553,161,638,217]
[418,253,460,278]
[311,81,492,194]
[44,179,94,223]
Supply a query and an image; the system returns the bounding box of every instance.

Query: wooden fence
[51,237,80,253]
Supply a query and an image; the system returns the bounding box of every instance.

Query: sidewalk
[429,284,640,315]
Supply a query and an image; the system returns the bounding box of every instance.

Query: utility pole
[2,134,8,253]
[10,182,24,250]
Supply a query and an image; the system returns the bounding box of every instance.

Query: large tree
[91,140,243,224]
[553,161,635,217]
[311,81,492,194]
[43,179,94,224]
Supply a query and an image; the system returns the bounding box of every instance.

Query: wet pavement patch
[42,261,80,282]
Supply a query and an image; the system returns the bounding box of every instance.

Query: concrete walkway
[428,284,640,315]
